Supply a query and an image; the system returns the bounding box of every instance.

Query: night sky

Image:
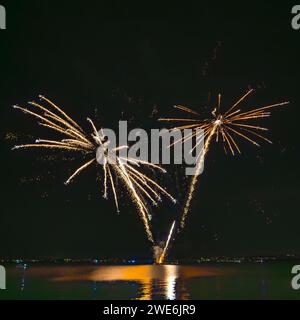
[1,1,299,260]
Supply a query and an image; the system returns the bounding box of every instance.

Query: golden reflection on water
[49,264,223,300]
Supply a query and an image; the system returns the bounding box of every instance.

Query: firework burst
[13,96,176,243]
[159,89,289,230]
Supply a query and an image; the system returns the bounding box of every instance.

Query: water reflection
[16,264,27,291]
[51,264,222,300]
[136,265,179,300]
[6,263,295,300]
[166,268,176,300]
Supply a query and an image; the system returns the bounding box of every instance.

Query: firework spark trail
[116,160,153,241]
[159,89,289,229]
[181,126,217,228]
[13,96,175,243]
[65,158,96,185]
[157,220,176,264]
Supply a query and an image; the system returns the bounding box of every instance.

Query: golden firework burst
[13,96,176,243]
[159,89,289,229]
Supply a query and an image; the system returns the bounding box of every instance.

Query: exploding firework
[159,89,289,229]
[12,96,176,243]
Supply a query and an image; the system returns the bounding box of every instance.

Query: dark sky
[0,1,299,259]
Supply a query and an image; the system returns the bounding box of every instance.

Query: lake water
[0,263,299,300]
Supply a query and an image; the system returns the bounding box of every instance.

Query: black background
[0,1,299,260]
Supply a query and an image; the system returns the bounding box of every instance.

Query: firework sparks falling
[157,220,176,264]
[159,89,289,228]
[13,96,176,243]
